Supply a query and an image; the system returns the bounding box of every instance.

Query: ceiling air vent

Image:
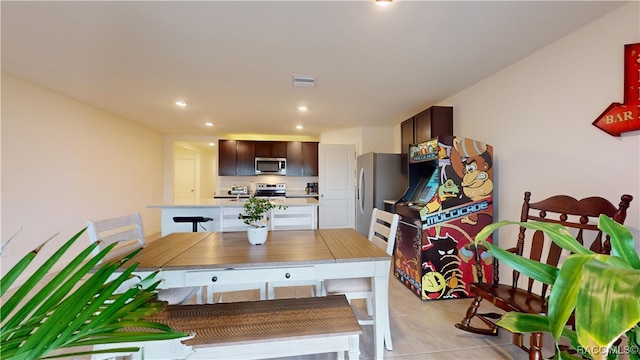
[292,75,316,88]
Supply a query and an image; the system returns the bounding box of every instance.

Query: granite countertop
[149,197,319,208]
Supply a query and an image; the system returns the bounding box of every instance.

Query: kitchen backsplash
[216,175,319,196]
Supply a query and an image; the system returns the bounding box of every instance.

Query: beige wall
[320,3,640,250]
[2,2,638,278]
[320,124,401,156]
[444,2,640,249]
[1,72,164,273]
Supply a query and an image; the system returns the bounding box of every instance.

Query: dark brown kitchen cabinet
[286,141,318,176]
[414,106,453,143]
[401,106,453,173]
[255,141,287,158]
[218,140,255,176]
[218,140,238,176]
[236,141,255,175]
[400,118,414,174]
[301,142,318,176]
[219,139,317,176]
[286,141,303,176]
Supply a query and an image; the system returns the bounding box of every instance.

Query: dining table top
[128,228,391,272]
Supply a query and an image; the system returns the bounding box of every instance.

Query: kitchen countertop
[281,192,319,198]
[214,193,319,198]
[149,197,319,208]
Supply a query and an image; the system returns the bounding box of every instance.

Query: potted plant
[238,197,287,245]
[473,215,640,360]
[0,228,188,360]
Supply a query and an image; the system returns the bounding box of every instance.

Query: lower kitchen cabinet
[270,206,317,230]
[221,205,318,231]
[151,200,319,235]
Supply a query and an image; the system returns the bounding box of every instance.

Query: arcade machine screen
[410,167,439,206]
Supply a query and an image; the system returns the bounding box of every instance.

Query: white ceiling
[1,1,627,138]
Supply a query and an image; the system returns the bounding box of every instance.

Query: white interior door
[174,158,197,201]
[318,144,355,229]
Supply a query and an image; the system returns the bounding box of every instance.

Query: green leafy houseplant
[474,215,640,360]
[0,228,188,360]
[238,197,287,228]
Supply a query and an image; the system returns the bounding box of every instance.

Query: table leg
[372,273,388,360]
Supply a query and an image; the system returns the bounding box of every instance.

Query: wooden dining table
[123,228,391,360]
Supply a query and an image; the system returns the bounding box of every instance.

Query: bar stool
[172,216,213,232]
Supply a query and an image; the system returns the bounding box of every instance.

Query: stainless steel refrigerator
[356,152,408,236]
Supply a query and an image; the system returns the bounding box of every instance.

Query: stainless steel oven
[254,183,286,197]
[255,157,286,175]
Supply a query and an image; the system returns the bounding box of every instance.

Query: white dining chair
[321,207,399,351]
[266,278,321,300]
[87,212,199,305]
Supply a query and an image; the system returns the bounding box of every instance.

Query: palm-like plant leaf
[547,255,592,341]
[476,220,594,255]
[1,229,88,323]
[0,238,50,297]
[475,224,559,285]
[576,260,640,354]
[498,312,585,357]
[0,228,188,360]
[1,241,117,346]
[599,215,640,269]
[482,215,640,360]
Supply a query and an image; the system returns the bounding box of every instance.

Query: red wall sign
[592,43,640,136]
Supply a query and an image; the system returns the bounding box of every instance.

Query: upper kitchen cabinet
[287,141,318,176]
[401,106,453,172]
[218,140,256,176]
[255,141,287,158]
[286,141,302,176]
[236,141,256,175]
[218,140,238,176]
[413,106,453,143]
[400,119,414,174]
[301,142,318,176]
[219,140,318,176]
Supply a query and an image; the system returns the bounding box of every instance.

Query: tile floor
[223,272,550,360]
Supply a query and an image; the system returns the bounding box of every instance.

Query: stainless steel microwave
[255,157,286,175]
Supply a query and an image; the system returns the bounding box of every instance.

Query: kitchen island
[149,198,319,235]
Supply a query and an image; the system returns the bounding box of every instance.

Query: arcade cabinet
[394,136,494,301]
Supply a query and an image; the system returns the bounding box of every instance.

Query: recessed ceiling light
[298,106,308,112]
[208,142,215,146]
[205,122,214,127]
[296,125,304,130]
[175,101,187,107]
[375,0,392,6]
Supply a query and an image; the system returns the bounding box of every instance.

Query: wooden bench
[93,295,362,360]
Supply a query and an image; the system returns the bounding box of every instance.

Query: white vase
[247,226,268,245]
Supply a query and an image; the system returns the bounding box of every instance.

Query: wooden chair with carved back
[455,191,633,360]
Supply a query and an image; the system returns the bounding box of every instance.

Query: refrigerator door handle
[358,167,365,214]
